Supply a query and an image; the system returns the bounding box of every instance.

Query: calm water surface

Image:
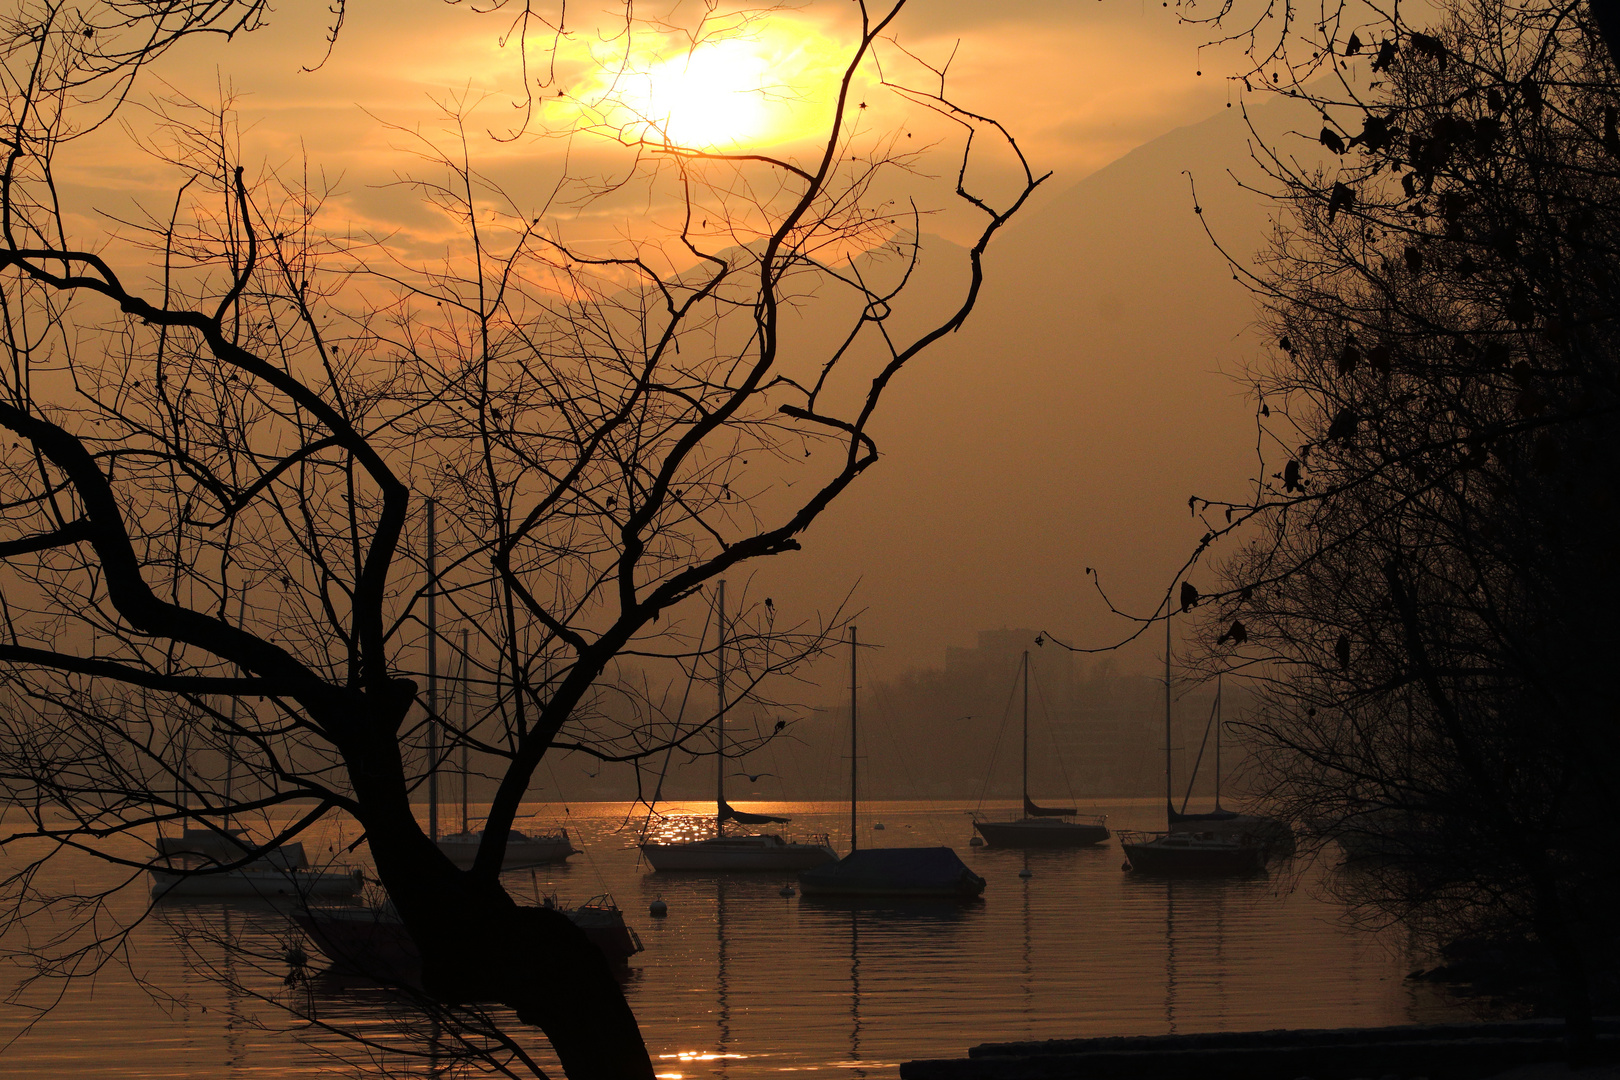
[0,799,1467,1078]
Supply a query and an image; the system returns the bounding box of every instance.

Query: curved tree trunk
[343,725,654,1079]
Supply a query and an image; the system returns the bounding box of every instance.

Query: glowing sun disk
[633,38,776,147]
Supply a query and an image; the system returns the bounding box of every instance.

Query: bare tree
[1161,0,1620,1056]
[0,2,1043,1075]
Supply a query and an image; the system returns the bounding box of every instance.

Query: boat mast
[850,624,858,854]
[427,497,439,844]
[1021,650,1029,819]
[223,588,244,832]
[716,579,726,837]
[460,627,471,837]
[1164,608,1173,819]
[1214,673,1223,812]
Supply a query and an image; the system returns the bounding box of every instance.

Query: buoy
[779,884,797,897]
[1121,862,1132,872]
[649,899,668,917]
[873,822,885,830]
[1018,868,1032,879]
[968,836,985,847]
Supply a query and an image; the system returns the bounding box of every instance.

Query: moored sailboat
[151,628,363,901]
[435,629,577,869]
[150,838,365,900]
[799,626,986,899]
[971,651,1109,848]
[1120,613,1269,877]
[295,893,642,983]
[436,827,577,869]
[638,581,836,873]
[1166,675,1294,857]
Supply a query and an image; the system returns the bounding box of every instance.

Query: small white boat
[436,827,576,869]
[149,836,364,900]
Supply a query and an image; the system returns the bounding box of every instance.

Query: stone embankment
[902,1019,1620,1080]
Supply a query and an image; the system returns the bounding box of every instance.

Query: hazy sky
[66,2,1242,236]
[59,1,1289,686]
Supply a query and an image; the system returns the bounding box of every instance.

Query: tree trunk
[344,726,654,1079]
[1592,1,1620,69]
[1534,876,1597,1065]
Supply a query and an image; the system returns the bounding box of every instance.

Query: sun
[627,37,778,148]
[556,18,863,150]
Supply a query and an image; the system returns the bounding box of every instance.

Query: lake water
[0,799,1470,1078]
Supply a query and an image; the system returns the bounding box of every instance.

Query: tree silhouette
[1181,0,1620,1057]
[0,2,1043,1075]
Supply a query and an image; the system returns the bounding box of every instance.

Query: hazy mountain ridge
[544,96,1322,802]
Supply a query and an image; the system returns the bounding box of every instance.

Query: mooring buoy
[649,899,668,917]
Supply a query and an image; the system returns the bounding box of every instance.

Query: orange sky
[56,1,1290,684]
[64,2,1241,244]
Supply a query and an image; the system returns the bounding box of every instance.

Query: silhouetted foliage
[1188,0,1620,1056]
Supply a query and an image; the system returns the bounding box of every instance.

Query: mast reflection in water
[1,800,1468,1079]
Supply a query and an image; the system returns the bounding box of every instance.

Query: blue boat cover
[800,846,974,888]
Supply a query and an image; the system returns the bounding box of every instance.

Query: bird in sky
[731,772,775,783]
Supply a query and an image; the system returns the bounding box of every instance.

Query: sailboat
[1166,675,1294,856]
[638,581,837,872]
[150,845,365,900]
[435,634,577,869]
[971,652,1110,848]
[295,893,643,983]
[798,627,986,899]
[151,615,363,900]
[1119,614,1268,876]
[416,506,576,871]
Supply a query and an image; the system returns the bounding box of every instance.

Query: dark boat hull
[639,834,836,871]
[1170,813,1296,858]
[1120,832,1267,877]
[972,817,1110,848]
[295,899,642,983]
